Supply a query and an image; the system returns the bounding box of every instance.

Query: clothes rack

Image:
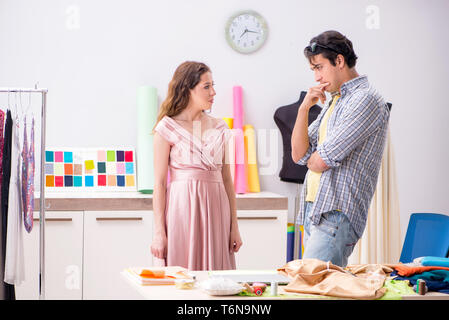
[0,87,47,300]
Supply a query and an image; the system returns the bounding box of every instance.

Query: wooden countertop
[34,191,288,211]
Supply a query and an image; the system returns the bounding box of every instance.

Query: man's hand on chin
[307,151,330,173]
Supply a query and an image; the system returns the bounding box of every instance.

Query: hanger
[14,91,19,120]
[7,89,11,112]
[19,90,33,121]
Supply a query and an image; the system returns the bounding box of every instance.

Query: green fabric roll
[136,86,158,194]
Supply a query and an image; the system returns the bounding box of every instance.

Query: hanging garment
[0,109,5,300]
[1,109,16,299]
[4,112,25,285]
[273,92,321,183]
[21,116,34,233]
[0,109,4,201]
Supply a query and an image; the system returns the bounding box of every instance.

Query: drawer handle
[96,217,143,221]
[33,218,73,222]
[237,217,277,220]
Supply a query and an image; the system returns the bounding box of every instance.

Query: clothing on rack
[0,109,5,301]
[0,110,4,201]
[1,109,15,299]
[4,111,25,286]
[21,116,35,233]
[0,87,46,300]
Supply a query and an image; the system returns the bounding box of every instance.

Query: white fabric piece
[4,115,25,285]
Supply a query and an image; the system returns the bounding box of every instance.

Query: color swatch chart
[45,148,137,191]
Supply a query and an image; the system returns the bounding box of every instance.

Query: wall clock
[225,10,268,54]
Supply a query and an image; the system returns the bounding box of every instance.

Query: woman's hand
[229,224,243,253]
[150,232,167,259]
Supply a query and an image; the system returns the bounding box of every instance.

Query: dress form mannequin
[274,91,322,184]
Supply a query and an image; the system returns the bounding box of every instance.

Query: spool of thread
[413,279,428,295]
[270,281,278,296]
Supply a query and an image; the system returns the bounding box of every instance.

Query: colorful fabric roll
[222,117,235,181]
[222,117,233,130]
[137,86,158,194]
[243,124,260,192]
[233,86,247,194]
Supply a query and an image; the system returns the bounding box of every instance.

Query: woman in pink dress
[150,61,242,270]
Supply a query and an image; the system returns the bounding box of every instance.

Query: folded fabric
[377,279,417,300]
[421,256,449,268]
[391,269,449,294]
[277,259,393,300]
[140,269,168,278]
[124,266,190,285]
[388,263,449,277]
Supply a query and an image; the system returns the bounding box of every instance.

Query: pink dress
[154,115,236,271]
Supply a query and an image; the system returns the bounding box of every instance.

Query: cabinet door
[15,211,84,300]
[83,211,153,300]
[235,210,287,270]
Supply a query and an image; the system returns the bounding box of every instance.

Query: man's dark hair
[304,30,358,68]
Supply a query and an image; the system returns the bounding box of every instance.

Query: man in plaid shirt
[292,30,390,267]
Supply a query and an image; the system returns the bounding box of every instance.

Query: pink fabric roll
[234,130,246,194]
[233,86,243,129]
[232,86,247,194]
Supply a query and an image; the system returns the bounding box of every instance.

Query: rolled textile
[232,86,247,194]
[422,257,449,268]
[137,86,158,194]
[222,117,235,182]
[222,117,233,130]
[233,87,243,129]
[287,224,295,263]
[243,124,260,192]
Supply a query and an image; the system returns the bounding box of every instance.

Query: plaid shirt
[296,75,390,238]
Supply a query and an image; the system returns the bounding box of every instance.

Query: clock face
[225,10,268,54]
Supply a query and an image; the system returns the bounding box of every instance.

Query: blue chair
[399,213,449,263]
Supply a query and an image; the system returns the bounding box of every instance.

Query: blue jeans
[302,201,359,267]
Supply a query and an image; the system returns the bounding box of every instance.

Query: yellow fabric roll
[226,131,235,183]
[223,117,235,182]
[243,124,260,192]
[223,117,233,129]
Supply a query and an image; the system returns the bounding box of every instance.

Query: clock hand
[246,29,260,34]
[240,27,248,38]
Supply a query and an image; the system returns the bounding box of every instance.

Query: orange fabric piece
[139,269,165,278]
[389,264,449,277]
[139,269,190,279]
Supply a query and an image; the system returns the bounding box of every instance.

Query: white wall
[0,0,448,244]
